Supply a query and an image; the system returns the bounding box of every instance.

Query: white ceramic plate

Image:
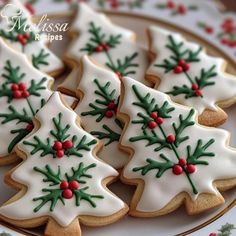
[1,12,236,236]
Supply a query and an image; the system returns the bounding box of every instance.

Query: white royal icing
[74,55,128,169]
[0,38,53,158]
[147,26,236,114]
[0,92,126,227]
[120,77,236,213]
[0,0,64,74]
[61,3,148,93]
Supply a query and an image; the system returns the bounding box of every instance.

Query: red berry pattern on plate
[156,1,198,16]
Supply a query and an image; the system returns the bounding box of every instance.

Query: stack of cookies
[0,1,236,236]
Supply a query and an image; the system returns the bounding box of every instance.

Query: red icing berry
[23,33,30,40]
[187,164,196,174]
[172,165,183,175]
[167,0,175,9]
[13,90,22,99]
[206,26,214,34]
[56,150,64,158]
[17,34,24,41]
[26,123,34,132]
[148,121,157,129]
[178,4,186,14]
[182,63,190,72]
[18,82,27,91]
[150,112,158,119]
[156,117,164,125]
[20,38,27,46]
[22,90,30,98]
[11,83,19,91]
[101,43,109,51]
[60,180,69,190]
[95,45,103,52]
[24,3,35,15]
[221,38,228,45]
[191,84,199,90]
[115,71,122,80]
[195,89,202,97]
[166,134,175,143]
[105,110,113,118]
[178,59,186,67]
[69,180,79,190]
[108,102,116,110]
[174,66,183,74]
[110,0,119,9]
[179,158,187,166]
[209,233,217,236]
[62,140,73,150]
[228,40,236,48]
[53,141,63,150]
[63,189,73,199]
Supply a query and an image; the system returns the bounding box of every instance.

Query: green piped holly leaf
[32,49,50,69]
[133,155,174,178]
[156,35,201,70]
[187,139,215,165]
[0,84,13,102]
[23,113,97,158]
[91,124,121,146]
[80,22,121,55]
[65,163,96,184]
[34,165,61,186]
[0,30,18,42]
[74,187,104,208]
[33,188,64,213]
[0,106,32,124]
[90,119,123,146]
[0,12,36,48]
[131,85,174,126]
[2,60,25,85]
[107,34,122,48]
[166,84,196,99]
[196,65,216,89]
[50,112,70,142]
[23,137,54,157]
[65,135,97,158]
[218,223,236,236]
[81,79,118,122]
[130,129,171,152]
[33,164,104,212]
[28,77,47,97]
[106,52,139,76]
[172,109,195,147]
[166,66,217,99]
[8,128,31,153]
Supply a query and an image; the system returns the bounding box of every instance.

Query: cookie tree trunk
[45,219,81,236]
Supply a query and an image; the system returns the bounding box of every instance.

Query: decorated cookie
[0,38,53,165]
[59,3,149,95]
[0,92,128,236]
[74,55,128,169]
[0,0,64,76]
[118,77,236,216]
[146,26,236,127]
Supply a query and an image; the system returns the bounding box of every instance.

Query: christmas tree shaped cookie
[0,0,64,76]
[74,55,128,169]
[146,26,236,127]
[118,77,236,216]
[59,3,148,95]
[0,38,53,165]
[0,92,128,235]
